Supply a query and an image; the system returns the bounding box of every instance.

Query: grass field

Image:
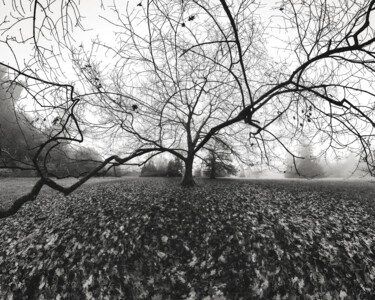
[1,177,375,299]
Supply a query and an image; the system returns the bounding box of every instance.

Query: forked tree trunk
[181,156,195,187]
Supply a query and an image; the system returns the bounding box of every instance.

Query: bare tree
[1,0,375,218]
[67,1,264,186]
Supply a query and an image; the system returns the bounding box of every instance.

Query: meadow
[0,177,375,299]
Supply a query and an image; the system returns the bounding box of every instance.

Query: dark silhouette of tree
[203,141,238,179]
[140,158,169,177]
[1,0,375,217]
[167,157,183,177]
[140,160,158,177]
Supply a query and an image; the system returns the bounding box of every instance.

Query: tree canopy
[1,0,375,217]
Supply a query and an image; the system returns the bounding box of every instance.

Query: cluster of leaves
[1,178,375,299]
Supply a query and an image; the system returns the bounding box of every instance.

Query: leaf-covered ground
[0,177,127,209]
[1,178,375,299]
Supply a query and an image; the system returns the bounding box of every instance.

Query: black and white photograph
[1,0,375,298]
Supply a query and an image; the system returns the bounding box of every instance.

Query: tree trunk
[181,157,195,187]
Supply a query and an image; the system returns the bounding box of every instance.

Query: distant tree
[203,141,238,179]
[73,147,103,176]
[239,166,246,178]
[140,160,157,177]
[154,157,168,176]
[106,166,122,177]
[285,143,324,178]
[140,158,168,177]
[121,166,141,177]
[194,168,202,178]
[42,144,102,178]
[166,157,183,177]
